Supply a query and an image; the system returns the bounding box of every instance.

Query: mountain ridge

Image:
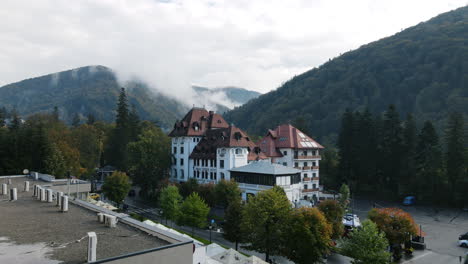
[224,6,468,142]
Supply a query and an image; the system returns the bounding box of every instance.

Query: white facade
[273,148,321,201]
[171,136,201,182]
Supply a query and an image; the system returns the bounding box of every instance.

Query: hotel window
[180,158,184,166]
[304,184,308,190]
[295,162,298,167]
[282,162,287,166]
[312,150,316,156]
[180,147,184,154]
[304,173,308,178]
[312,173,317,177]
[283,151,287,155]
[220,160,224,169]
[312,161,316,167]
[303,151,307,156]
[173,147,177,154]
[312,184,316,189]
[221,172,225,180]
[304,162,308,167]
[235,148,242,154]
[180,170,184,179]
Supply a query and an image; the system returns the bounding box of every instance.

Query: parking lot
[353,199,468,263]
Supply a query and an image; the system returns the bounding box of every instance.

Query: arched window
[235,148,242,154]
[220,172,225,180]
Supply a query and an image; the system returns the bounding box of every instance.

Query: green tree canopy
[102,171,131,205]
[223,196,244,250]
[241,187,291,262]
[214,179,241,208]
[339,183,350,210]
[177,192,210,235]
[127,125,171,197]
[282,208,332,264]
[159,186,182,223]
[339,220,390,264]
[318,199,345,239]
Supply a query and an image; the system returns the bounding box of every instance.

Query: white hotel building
[169,108,324,203]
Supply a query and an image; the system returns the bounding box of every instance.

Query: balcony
[303,177,319,182]
[294,155,321,160]
[302,188,320,193]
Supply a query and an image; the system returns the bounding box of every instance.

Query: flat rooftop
[0,177,170,264]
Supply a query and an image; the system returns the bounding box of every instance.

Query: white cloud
[0,0,466,105]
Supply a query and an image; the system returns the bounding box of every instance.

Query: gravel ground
[0,177,169,264]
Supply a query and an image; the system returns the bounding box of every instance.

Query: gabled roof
[168,108,229,137]
[230,160,301,175]
[257,124,324,158]
[189,126,267,161]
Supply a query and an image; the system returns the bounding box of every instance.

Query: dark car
[459,232,468,247]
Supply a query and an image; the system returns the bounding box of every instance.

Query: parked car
[88,193,100,200]
[459,232,468,247]
[403,196,416,205]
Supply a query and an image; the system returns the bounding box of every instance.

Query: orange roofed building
[168,107,267,183]
[257,124,324,202]
[169,108,325,204]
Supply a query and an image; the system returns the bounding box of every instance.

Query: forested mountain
[225,6,468,142]
[0,66,261,128]
[0,66,187,129]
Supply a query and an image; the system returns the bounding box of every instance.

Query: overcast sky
[1,0,466,101]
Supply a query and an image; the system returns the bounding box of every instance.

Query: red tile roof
[168,108,229,137]
[258,124,324,158]
[190,126,268,161]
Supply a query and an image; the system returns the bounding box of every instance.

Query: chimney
[56,192,63,207]
[10,188,17,201]
[61,195,68,212]
[87,232,97,263]
[97,213,105,223]
[40,188,46,202]
[24,181,29,192]
[47,189,53,203]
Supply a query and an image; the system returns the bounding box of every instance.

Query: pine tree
[0,107,5,127]
[128,104,141,142]
[52,106,60,122]
[337,109,355,186]
[106,88,131,170]
[380,105,404,197]
[445,112,466,206]
[401,114,418,195]
[86,113,96,125]
[72,113,81,127]
[415,121,443,204]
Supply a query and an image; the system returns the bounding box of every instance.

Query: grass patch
[129,212,148,222]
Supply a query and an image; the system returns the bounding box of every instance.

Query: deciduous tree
[339,220,390,264]
[159,186,182,224]
[214,179,241,208]
[223,197,244,250]
[282,208,332,264]
[241,187,291,262]
[318,199,344,239]
[102,171,131,206]
[177,192,210,236]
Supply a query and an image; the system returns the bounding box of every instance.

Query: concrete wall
[92,242,193,264]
